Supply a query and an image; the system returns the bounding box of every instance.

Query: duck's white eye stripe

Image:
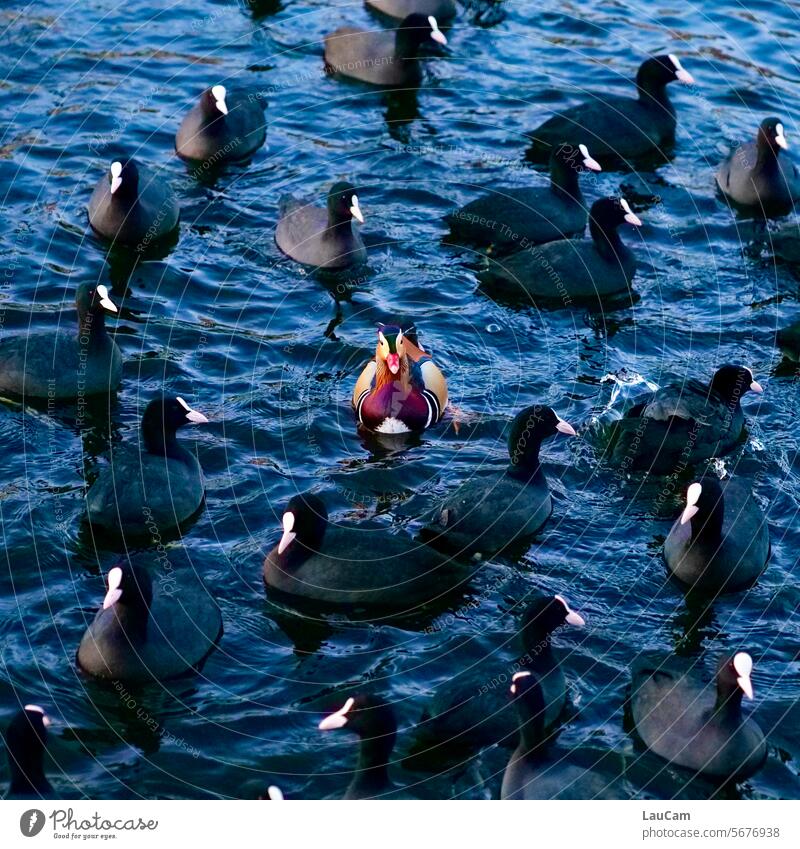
[176,397,191,411]
[620,198,633,215]
[110,161,122,177]
[378,332,386,346]
[107,566,123,590]
[734,652,753,677]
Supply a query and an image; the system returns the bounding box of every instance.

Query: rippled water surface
[1,0,799,800]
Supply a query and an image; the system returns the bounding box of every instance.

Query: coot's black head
[507,405,576,467]
[551,142,602,174]
[141,395,209,443]
[636,54,694,92]
[757,117,789,154]
[107,158,140,202]
[520,593,585,647]
[710,364,763,403]
[5,705,52,795]
[716,651,755,705]
[589,197,643,233]
[75,282,118,319]
[277,492,329,558]
[201,84,229,119]
[318,693,397,741]
[327,182,364,226]
[679,476,724,530]
[396,13,448,57]
[102,560,154,614]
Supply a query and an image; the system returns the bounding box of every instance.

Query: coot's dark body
[416,596,583,757]
[77,561,222,683]
[85,397,209,535]
[0,283,121,399]
[275,182,366,269]
[630,652,766,779]
[664,476,769,593]
[446,143,601,254]
[502,672,628,800]
[176,86,266,163]
[4,706,54,800]
[324,13,447,87]
[716,117,800,217]
[263,493,470,610]
[318,694,416,799]
[608,365,762,474]
[88,159,179,246]
[527,55,693,167]
[479,197,641,306]
[421,405,575,560]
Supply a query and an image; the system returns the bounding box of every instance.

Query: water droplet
[486,323,501,334]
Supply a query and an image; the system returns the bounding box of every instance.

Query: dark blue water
[1,0,799,800]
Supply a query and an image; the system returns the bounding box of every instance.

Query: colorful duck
[352,324,448,434]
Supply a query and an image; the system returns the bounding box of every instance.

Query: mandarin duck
[352,324,448,434]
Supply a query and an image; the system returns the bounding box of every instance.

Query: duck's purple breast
[358,381,431,432]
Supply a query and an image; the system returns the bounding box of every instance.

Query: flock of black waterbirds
[4,1,799,801]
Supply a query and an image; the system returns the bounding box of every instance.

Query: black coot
[664,476,769,593]
[77,560,222,682]
[275,182,366,269]
[527,55,694,166]
[630,652,766,779]
[85,396,209,535]
[366,0,456,24]
[318,694,415,799]
[446,143,602,253]
[0,282,121,399]
[176,85,267,163]
[324,13,447,87]
[421,405,576,560]
[502,672,629,799]
[416,595,584,758]
[263,492,471,610]
[716,117,800,217]
[608,365,763,474]
[4,705,54,800]
[479,197,642,305]
[88,158,179,247]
